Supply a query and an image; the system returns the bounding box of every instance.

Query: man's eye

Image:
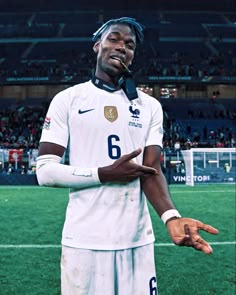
[109,38,118,42]
[127,44,135,50]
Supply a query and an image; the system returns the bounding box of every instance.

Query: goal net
[181,148,235,186]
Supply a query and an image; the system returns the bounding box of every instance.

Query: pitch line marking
[171,190,235,194]
[0,242,235,249]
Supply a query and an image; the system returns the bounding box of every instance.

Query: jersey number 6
[108,135,121,159]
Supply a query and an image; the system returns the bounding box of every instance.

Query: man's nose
[116,41,126,53]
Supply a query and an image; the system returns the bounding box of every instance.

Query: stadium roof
[0,0,235,12]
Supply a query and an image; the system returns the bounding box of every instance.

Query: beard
[95,57,123,85]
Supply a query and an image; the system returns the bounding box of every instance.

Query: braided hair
[92,17,144,44]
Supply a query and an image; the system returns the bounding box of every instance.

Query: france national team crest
[129,104,140,118]
[104,106,118,122]
[128,103,142,128]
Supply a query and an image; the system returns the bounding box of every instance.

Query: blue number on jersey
[108,135,121,159]
[149,276,157,294]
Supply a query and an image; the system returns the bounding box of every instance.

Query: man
[36,17,218,295]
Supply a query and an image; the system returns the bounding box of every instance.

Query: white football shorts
[61,243,158,295]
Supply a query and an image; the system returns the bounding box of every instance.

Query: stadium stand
[0,5,235,183]
[0,9,235,81]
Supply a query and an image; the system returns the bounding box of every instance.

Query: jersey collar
[91,76,119,92]
[91,75,138,101]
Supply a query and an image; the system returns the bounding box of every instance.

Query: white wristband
[161,209,181,225]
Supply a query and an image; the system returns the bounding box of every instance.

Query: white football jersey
[40,80,163,250]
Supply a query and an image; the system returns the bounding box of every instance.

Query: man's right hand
[98,148,158,184]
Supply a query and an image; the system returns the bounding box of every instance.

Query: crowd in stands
[162,117,235,151]
[137,49,236,78]
[0,10,235,175]
[0,98,235,152]
[0,46,235,82]
[0,9,235,81]
[0,104,47,150]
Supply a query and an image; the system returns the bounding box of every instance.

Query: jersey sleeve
[145,98,164,148]
[40,89,69,148]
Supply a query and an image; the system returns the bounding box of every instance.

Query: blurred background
[0,0,235,185]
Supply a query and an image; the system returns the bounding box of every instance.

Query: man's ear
[93,41,100,54]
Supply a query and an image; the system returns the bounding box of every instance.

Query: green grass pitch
[0,184,235,295]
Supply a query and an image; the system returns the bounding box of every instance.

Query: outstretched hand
[166,218,219,254]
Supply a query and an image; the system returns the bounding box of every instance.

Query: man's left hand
[166,218,219,254]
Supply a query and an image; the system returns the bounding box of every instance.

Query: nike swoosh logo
[78,108,95,114]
